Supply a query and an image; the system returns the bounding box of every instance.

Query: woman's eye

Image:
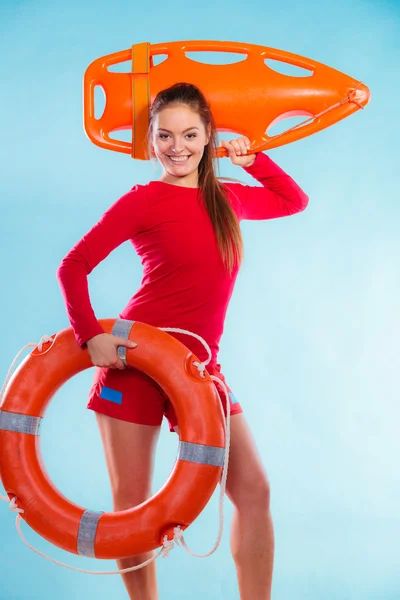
[158,132,197,140]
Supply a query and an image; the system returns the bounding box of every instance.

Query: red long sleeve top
[57,152,309,364]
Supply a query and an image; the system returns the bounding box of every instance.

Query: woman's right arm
[57,186,147,367]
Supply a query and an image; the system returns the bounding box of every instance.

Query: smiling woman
[146,82,258,273]
[154,114,203,184]
[156,122,201,162]
[56,81,309,600]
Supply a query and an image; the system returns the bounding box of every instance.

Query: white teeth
[169,156,190,163]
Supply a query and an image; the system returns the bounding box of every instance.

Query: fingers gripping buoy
[0,319,226,559]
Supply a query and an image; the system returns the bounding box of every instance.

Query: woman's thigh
[96,413,161,509]
[225,413,270,510]
[88,366,168,427]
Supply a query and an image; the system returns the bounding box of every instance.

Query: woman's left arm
[221,137,309,220]
[240,152,310,220]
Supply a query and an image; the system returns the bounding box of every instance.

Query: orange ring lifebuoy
[0,319,226,559]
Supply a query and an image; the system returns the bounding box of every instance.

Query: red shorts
[87,362,242,431]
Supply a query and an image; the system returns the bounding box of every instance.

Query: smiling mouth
[167,155,191,163]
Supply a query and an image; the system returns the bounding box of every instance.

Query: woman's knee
[228,471,271,513]
[112,482,151,512]
[109,453,155,510]
[255,474,271,509]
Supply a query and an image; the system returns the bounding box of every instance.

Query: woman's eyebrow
[157,127,200,133]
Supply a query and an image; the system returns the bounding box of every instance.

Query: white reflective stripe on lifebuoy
[77,509,104,557]
[178,441,225,467]
[112,319,136,365]
[0,411,41,435]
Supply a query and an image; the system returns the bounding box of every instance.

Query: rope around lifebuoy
[0,326,231,575]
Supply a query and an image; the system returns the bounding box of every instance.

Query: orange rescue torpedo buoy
[83,39,370,160]
[0,319,226,559]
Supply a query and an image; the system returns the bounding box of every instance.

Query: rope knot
[161,527,184,558]
[193,361,206,378]
[173,525,183,545]
[9,496,24,514]
[37,335,55,353]
[161,535,176,558]
[344,81,365,110]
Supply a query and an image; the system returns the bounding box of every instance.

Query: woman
[57,82,309,600]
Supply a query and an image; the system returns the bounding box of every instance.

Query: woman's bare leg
[225,414,275,600]
[96,413,161,600]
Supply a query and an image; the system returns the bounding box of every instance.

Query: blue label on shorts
[229,392,238,405]
[100,386,123,405]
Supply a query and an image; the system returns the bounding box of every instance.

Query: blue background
[1,0,399,598]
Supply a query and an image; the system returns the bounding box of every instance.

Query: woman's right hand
[86,333,137,370]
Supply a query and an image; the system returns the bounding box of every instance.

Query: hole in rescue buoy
[265,59,313,78]
[107,60,132,73]
[152,54,168,66]
[108,129,132,143]
[216,130,253,147]
[266,112,313,137]
[94,85,106,120]
[185,51,247,65]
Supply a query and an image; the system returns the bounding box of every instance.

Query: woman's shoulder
[113,182,151,207]
[218,178,248,215]
[102,183,152,228]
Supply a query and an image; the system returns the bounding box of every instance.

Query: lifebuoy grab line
[0,322,231,575]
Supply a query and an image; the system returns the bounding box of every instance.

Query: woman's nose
[171,140,184,153]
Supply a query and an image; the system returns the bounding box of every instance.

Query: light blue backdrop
[1,0,398,598]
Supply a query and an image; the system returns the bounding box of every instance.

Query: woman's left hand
[220,136,257,167]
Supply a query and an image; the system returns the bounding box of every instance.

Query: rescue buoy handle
[83,60,133,155]
[83,39,370,160]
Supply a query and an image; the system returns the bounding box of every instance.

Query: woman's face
[152,104,210,187]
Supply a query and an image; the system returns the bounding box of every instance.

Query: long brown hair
[147,82,244,273]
